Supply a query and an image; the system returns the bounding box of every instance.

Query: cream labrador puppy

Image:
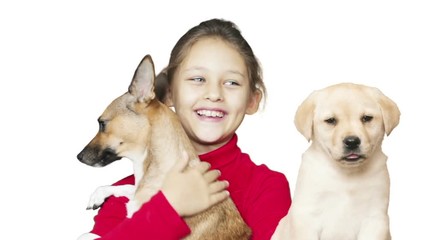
[272,83,400,240]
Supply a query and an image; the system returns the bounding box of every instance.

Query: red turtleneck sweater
[90,134,291,239]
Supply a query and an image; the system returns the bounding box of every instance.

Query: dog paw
[86,184,136,210]
[86,185,115,210]
[126,199,141,218]
[77,232,100,240]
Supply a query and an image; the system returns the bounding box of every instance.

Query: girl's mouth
[196,109,225,118]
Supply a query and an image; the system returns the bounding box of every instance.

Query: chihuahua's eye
[325,117,337,125]
[361,115,373,123]
[98,120,106,132]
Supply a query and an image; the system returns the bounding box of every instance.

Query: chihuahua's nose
[343,136,361,150]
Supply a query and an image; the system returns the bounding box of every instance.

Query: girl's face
[170,37,261,154]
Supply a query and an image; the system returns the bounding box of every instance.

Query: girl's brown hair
[165,18,266,105]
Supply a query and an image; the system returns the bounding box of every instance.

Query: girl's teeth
[197,110,224,117]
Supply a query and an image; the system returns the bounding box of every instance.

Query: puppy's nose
[343,136,361,150]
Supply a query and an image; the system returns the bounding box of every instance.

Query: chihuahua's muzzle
[77,145,122,167]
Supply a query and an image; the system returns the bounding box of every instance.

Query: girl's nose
[204,83,223,102]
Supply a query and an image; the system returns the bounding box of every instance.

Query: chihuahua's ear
[128,54,156,103]
[294,91,317,141]
[154,68,173,106]
[371,87,401,136]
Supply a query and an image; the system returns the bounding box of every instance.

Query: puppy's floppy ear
[294,91,316,141]
[129,54,156,103]
[373,88,401,136]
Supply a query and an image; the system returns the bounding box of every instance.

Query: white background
[1,0,426,239]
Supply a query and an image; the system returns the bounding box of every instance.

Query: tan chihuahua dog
[77,55,251,239]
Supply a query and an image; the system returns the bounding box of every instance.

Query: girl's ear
[245,89,262,115]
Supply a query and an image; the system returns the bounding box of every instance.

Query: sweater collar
[199,134,240,168]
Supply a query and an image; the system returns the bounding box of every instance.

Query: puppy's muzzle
[341,136,366,164]
[343,136,360,151]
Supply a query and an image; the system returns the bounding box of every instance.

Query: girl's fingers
[203,169,221,183]
[209,180,229,194]
[209,190,230,205]
[194,161,211,174]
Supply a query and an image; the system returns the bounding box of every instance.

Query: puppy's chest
[309,182,376,212]
[317,190,370,217]
[299,187,376,237]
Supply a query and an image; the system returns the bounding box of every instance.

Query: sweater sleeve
[246,170,292,240]
[96,191,191,239]
[89,175,191,239]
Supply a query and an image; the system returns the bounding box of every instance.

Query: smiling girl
[81,18,291,240]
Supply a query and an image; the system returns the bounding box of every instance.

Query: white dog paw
[86,185,115,210]
[126,199,142,218]
[77,232,100,240]
[86,184,136,210]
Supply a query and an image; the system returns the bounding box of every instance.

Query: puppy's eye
[98,119,107,132]
[325,117,337,125]
[361,115,373,123]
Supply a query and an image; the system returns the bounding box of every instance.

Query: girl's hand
[161,154,229,217]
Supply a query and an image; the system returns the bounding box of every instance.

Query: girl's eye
[191,77,205,83]
[224,80,240,86]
